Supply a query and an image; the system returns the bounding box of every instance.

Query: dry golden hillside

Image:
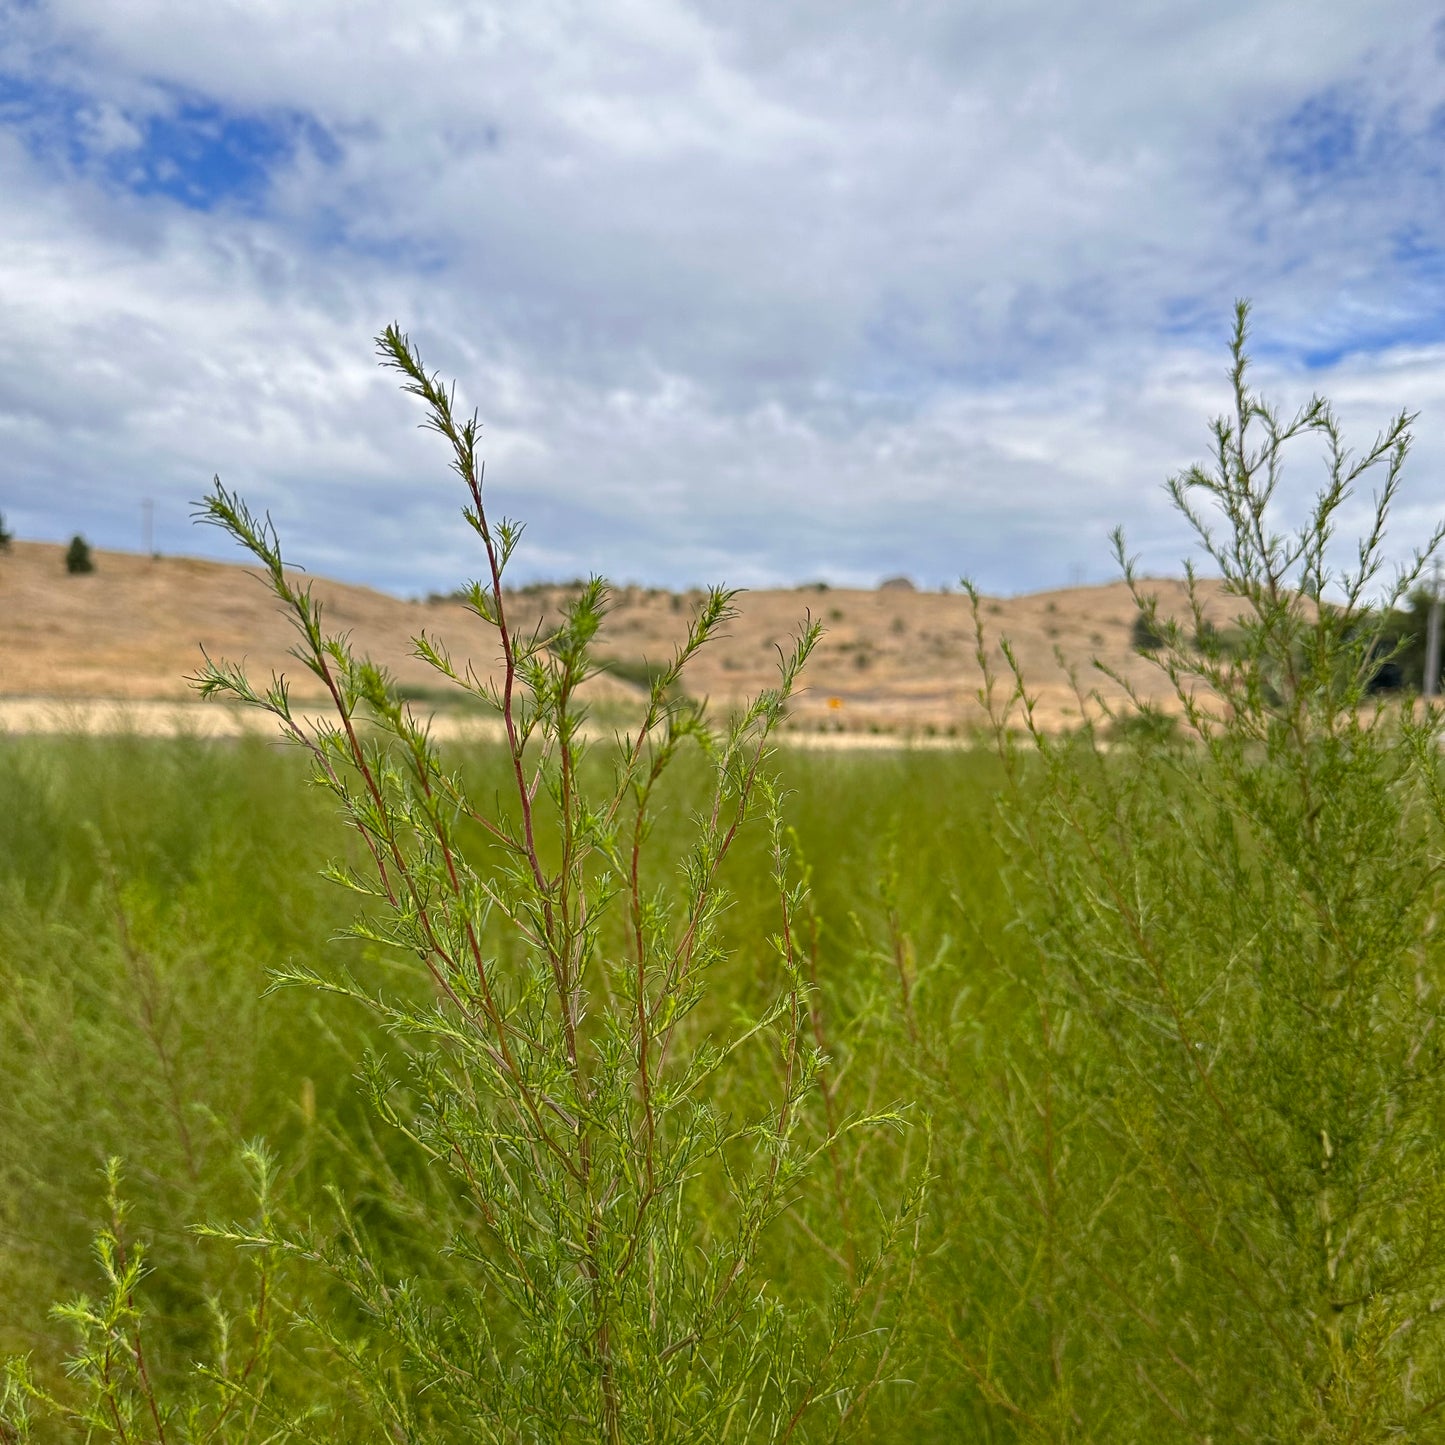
[0,540,1243,736]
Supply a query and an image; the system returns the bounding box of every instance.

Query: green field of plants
[7,305,1445,1442]
[0,736,1006,1440]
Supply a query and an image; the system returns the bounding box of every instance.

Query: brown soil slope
[0,541,1240,734]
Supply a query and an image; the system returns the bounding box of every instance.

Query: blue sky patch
[0,69,334,211]
[1392,228,1445,273]
[116,101,285,208]
[1299,309,1445,368]
[1266,90,1361,182]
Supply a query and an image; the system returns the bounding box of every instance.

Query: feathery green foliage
[955,300,1445,1440]
[194,328,915,1440]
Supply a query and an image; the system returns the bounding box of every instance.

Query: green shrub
[1355,583,1439,692]
[0,511,12,552]
[962,299,1445,1439]
[597,652,676,694]
[1131,606,1165,652]
[1104,703,1180,745]
[64,536,93,575]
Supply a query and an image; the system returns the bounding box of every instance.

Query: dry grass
[0,541,1241,734]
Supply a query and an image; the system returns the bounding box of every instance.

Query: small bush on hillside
[1130,606,1165,651]
[1356,583,1438,691]
[0,511,11,552]
[1104,704,1179,745]
[65,535,94,575]
[596,652,671,691]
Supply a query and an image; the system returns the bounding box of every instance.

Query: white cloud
[78,100,142,153]
[1,1,1443,599]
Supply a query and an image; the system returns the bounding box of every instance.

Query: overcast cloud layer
[2,1,1445,596]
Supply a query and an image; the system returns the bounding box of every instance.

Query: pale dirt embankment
[0,541,1237,741]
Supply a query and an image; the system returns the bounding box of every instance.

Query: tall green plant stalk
[177,327,913,1441]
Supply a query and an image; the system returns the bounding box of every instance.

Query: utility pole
[1425,560,1442,699]
[142,498,154,558]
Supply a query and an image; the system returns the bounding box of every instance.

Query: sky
[2,1,1445,598]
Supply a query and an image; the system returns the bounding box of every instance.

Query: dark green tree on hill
[0,511,11,552]
[1361,582,1437,691]
[1130,607,1165,651]
[65,535,94,574]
